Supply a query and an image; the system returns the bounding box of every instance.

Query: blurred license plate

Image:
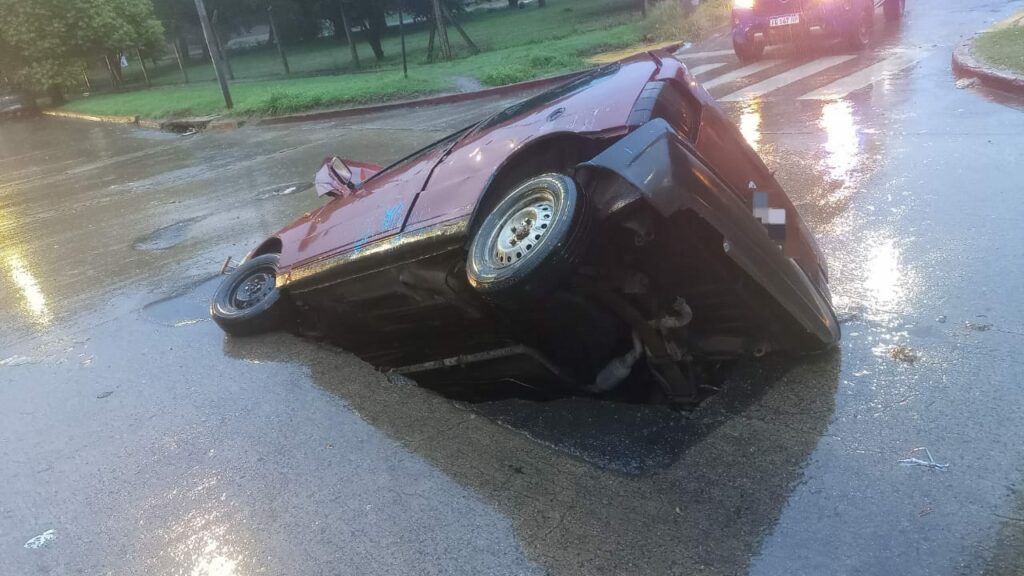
[769,14,800,26]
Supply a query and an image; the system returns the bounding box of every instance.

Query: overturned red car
[211,51,839,403]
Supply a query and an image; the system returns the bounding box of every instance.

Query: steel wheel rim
[229,267,276,310]
[487,188,558,269]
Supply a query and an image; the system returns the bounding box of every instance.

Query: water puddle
[133,216,205,251]
[142,276,220,327]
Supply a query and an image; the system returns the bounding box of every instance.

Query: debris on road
[889,345,918,364]
[965,321,992,332]
[96,391,114,399]
[955,77,979,89]
[899,447,949,471]
[24,529,56,549]
[0,355,39,367]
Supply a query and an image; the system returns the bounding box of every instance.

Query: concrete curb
[41,109,236,132]
[953,36,1024,97]
[255,70,585,126]
[42,110,139,124]
[952,11,1024,99]
[41,69,584,132]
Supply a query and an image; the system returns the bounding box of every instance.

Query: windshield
[356,124,475,190]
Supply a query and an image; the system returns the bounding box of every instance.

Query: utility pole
[194,0,233,109]
[398,1,407,78]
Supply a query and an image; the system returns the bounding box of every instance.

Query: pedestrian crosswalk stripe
[796,52,919,100]
[719,55,856,102]
[673,49,737,60]
[687,63,728,76]
[701,61,781,90]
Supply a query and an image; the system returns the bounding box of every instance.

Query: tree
[0,0,164,105]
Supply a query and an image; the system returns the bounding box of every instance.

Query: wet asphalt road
[3,1,1024,574]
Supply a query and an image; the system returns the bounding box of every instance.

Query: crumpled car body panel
[246,51,839,392]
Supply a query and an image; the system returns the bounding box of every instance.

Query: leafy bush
[481,51,582,86]
[643,0,731,43]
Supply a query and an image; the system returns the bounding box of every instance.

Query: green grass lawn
[974,25,1024,75]
[61,0,696,119]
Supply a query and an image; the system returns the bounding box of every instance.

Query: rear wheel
[846,7,871,50]
[733,39,765,63]
[883,0,904,21]
[466,173,592,304]
[211,253,290,336]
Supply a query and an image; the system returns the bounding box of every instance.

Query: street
[3,0,1024,574]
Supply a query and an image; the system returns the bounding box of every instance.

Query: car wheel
[210,253,290,336]
[466,173,592,302]
[733,39,764,63]
[883,0,904,21]
[846,7,871,49]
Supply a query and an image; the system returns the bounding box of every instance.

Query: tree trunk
[268,5,290,74]
[172,36,190,83]
[211,10,235,80]
[338,2,361,69]
[104,53,123,89]
[432,0,451,59]
[365,2,387,61]
[442,4,479,54]
[18,89,39,112]
[177,36,191,63]
[507,0,518,8]
[81,63,92,91]
[136,47,152,87]
[538,0,546,6]
[46,84,65,106]
[328,16,345,41]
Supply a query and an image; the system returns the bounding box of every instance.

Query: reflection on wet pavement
[739,100,762,153]
[2,253,50,325]
[819,100,860,201]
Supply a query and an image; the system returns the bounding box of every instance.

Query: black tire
[211,253,290,336]
[466,173,592,303]
[846,6,871,49]
[733,39,764,63]
[883,0,904,21]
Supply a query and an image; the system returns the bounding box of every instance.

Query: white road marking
[701,60,781,90]
[687,63,728,76]
[796,52,921,100]
[675,49,737,60]
[719,55,857,102]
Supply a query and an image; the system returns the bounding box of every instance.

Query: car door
[297,144,450,262]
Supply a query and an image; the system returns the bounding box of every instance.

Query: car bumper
[580,118,840,349]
